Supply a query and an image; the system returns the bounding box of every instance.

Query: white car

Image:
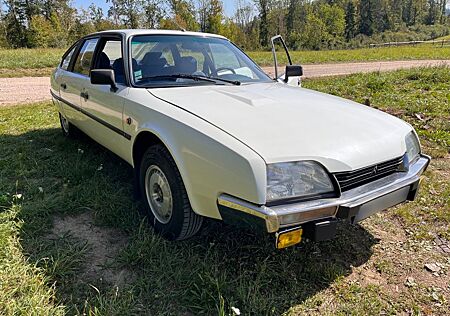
[51,29,430,248]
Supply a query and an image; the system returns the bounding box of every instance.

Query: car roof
[91,29,228,40]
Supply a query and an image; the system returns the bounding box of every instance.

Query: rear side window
[73,38,99,76]
[60,44,77,70]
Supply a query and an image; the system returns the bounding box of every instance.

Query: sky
[72,0,238,17]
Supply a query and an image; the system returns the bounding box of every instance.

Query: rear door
[60,37,99,126]
[53,42,81,122]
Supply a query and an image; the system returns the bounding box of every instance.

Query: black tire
[139,144,203,240]
[59,112,80,138]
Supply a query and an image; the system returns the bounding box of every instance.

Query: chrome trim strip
[218,196,280,232]
[50,90,132,140]
[218,155,430,233]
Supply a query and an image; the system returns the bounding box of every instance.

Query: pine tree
[359,0,375,36]
[344,1,356,40]
[257,0,269,48]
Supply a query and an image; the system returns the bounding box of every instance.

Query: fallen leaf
[424,263,441,273]
[415,113,425,121]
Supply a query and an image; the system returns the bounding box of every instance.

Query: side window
[60,44,77,71]
[95,39,125,84]
[73,38,99,76]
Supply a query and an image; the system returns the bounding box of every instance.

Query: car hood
[149,82,411,172]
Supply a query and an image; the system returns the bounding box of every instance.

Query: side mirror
[284,65,303,82]
[90,69,118,92]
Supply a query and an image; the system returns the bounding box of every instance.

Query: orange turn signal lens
[276,228,303,249]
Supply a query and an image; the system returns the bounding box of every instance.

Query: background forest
[1,0,449,51]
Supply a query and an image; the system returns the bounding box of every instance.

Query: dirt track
[1,59,449,106]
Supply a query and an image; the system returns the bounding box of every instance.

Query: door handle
[81,92,89,100]
[60,83,67,90]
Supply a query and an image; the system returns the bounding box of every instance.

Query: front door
[81,36,130,160]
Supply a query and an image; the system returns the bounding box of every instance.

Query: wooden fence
[369,39,450,48]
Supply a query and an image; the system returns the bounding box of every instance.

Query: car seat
[176,56,197,74]
[141,52,167,77]
[112,58,139,84]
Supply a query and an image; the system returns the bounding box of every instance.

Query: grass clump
[0,205,64,315]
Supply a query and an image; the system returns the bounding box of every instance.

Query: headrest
[179,56,197,74]
[142,52,164,65]
[97,52,111,69]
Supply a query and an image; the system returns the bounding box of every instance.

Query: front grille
[333,156,404,191]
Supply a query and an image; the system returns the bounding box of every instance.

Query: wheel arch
[132,130,167,171]
[132,129,198,212]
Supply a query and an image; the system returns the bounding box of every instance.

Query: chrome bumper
[217,155,430,233]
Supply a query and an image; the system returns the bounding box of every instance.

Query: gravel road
[1,59,449,106]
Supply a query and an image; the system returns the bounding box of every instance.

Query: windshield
[130,35,272,87]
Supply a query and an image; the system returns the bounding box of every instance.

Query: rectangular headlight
[405,131,421,165]
[266,161,335,202]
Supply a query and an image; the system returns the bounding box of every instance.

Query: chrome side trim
[218,155,430,233]
[50,90,132,140]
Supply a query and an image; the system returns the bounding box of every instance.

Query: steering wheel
[215,67,236,75]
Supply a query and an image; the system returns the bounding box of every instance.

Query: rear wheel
[139,144,203,240]
[59,113,79,138]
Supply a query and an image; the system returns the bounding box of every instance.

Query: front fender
[125,89,267,220]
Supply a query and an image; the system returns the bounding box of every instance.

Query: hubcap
[144,165,173,224]
[60,114,69,133]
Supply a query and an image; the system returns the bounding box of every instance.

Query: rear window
[60,44,77,70]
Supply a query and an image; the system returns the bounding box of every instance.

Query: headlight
[266,161,335,202]
[405,131,421,164]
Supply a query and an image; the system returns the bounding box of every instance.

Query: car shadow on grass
[1,127,377,315]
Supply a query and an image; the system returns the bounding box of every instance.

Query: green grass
[248,45,450,66]
[0,67,449,315]
[0,48,65,69]
[1,45,450,77]
[435,34,450,41]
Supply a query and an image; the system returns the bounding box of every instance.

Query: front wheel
[139,144,203,240]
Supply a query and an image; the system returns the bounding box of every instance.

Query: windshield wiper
[138,74,217,84]
[137,74,241,85]
[207,76,241,85]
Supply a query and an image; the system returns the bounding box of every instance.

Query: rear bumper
[218,155,430,234]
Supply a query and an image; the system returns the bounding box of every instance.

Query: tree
[345,1,356,39]
[107,0,143,28]
[257,0,269,47]
[161,0,199,31]
[302,11,329,49]
[359,0,375,35]
[206,0,223,34]
[2,0,28,47]
[318,4,345,38]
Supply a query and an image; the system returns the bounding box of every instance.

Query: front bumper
[217,155,430,234]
